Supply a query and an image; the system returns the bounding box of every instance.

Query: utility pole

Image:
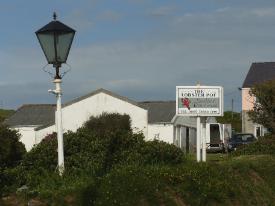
[231,98,234,120]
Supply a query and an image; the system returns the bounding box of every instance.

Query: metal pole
[53,78,64,175]
[196,116,201,162]
[231,98,234,120]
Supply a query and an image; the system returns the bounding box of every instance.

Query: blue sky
[1,0,275,110]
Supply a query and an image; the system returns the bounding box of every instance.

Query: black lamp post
[35,13,75,175]
[36,12,75,79]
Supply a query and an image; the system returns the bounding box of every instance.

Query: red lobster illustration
[181,98,190,110]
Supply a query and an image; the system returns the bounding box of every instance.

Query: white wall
[13,126,36,152]
[15,92,150,151]
[35,125,56,145]
[61,92,148,136]
[148,123,174,144]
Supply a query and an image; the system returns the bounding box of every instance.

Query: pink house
[242,62,275,137]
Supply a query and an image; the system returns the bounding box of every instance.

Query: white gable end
[61,92,148,136]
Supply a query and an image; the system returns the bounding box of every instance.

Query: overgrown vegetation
[1,113,275,206]
[1,113,185,204]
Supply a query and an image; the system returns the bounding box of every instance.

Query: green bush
[13,113,184,201]
[138,140,184,165]
[233,135,275,156]
[0,124,26,196]
[0,124,26,168]
[21,113,184,175]
[82,112,132,137]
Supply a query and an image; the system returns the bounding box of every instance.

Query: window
[234,134,255,142]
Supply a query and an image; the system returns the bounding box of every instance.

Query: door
[206,123,221,149]
[254,126,262,138]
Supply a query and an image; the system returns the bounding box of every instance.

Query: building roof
[4,104,56,127]
[172,116,197,128]
[63,88,145,110]
[6,89,178,128]
[172,116,217,128]
[139,101,175,123]
[243,62,275,88]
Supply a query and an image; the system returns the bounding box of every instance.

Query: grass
[186,153,230,162]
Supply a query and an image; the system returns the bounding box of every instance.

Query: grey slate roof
[5,104,56,127]
[139,101,175,123]
[243,62,275,88]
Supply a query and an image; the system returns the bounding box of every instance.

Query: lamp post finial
[53,12,57,21]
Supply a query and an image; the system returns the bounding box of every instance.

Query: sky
[1,0,275,111]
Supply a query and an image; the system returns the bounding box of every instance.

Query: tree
[248,80,275,134]
[216,111,242,133]
[0,124,26,168]
[0,109,14,123]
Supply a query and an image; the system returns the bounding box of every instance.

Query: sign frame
[176,86,224,117]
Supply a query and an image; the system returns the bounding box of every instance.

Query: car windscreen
[233,134,255,142]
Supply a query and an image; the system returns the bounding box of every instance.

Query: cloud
[250,8,275,17]
[65,5,275,110]
[3,1,275,111]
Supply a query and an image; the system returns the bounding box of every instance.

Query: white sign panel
[176,86,223,116]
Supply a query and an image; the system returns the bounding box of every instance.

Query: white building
[6,89,187,151]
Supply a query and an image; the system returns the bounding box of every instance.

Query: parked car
[228,133,256,151]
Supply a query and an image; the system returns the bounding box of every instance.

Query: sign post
[196,116,201,162]
[176,86,223,162]
[201,120,206,162]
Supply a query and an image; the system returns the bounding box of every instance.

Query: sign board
[176,86,223,116]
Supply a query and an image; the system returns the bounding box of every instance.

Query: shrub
[20,113,184,178]
[0,124,26,196]
[82,113,132,137]
[0,124,26,168]
[11,113,185,203]
[233,135,275,156]
[139,140,184,165]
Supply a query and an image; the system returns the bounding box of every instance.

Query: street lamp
[35,12,75,175]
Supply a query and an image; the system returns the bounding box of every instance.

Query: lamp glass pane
[37,33,56,63]
[56,33,74,63]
